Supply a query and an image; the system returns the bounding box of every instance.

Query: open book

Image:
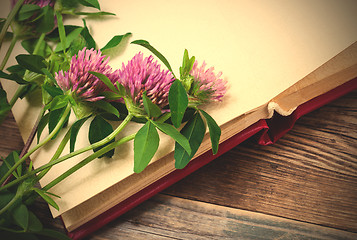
[1,1,357,239]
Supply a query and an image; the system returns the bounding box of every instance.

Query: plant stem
[0,34,17,71]
[0,103,71,185]
[0,192,20,216]
[43,132,136,191]
[20,106,46,158]
[0,31,47,125]
[33,32,46,54]
[0,113,133,191]
[157,112,171,123]
[37,127,71,180]
[0,0,25,50]
[0,133,136,192]
[1,106,46,186]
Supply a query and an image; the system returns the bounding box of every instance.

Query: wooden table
[1,90,356,239]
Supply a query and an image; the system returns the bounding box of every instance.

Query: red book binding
[67,78,357,239]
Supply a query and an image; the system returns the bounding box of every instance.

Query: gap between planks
[89,194,357,240]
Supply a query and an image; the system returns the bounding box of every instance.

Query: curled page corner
[267,101,297,118]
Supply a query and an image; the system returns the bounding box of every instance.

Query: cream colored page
[1,0,357,217]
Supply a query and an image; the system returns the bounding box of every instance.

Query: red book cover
[67,78,357,239]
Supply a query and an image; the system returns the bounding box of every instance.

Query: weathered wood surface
[0,90,356,239]
[163,90,357,232]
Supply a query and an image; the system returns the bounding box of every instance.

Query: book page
[1,0,356,217]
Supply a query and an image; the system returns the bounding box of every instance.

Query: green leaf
[74,11,115,16]
[142,92,162,118]
[91,100,120,118]
[70,117,89,152]
[41,68,57,84]
[88,116,115,158]
[13,204,29,230]
[1,151,21,179]
[134,121,159,173]
[180,49,195,79]
[48,106,70,139]
[6,64,25,75]
[12,151,22,178]
[68,34,87,56]
[200,110,221,154]
[36,5,55,33]
[28,211,43,232]
[21,38,52,57]
[18,4,41,21]
[100,33,132,51]
[33,188,59,210]
[60,0,79,9]
[3,156,18,178]
[131,39,174,74]
[0,70,27,84]
[100,91,123,101]
[50,95,69,111]
[55,11,67,53]
[116,82,127,96]
[55,27,83,52]
[37,113,49,143]
[174,112,206,169]
[89,71,118,93]
[0,18,13,40]
[151,121,191,155]
[42,84,63,97]
[81,19,96,49]
[0,88,11,121]
[0,191,16,209]
[16,54,46,74]
[78,0,101,10]
[169,80,188,128]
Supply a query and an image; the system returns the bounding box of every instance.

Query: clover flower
[12,0,55,8]
[189,61,227,103]
[55,47,119,102]
[117,52,174,109]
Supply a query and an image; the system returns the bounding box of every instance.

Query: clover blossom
[55,47,119,102]
[11,0,55,8]
[188,61,227,103]
[117,52,174,110]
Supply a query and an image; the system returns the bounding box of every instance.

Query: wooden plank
[0,113,24,157]
[89,194,356,239]
[163,90,357,232]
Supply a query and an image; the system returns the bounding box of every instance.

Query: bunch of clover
[0,0,227,239]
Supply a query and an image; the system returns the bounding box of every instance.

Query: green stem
[1,106,45,186]
[0,31,46,124]
[0,0,25,50]
[37,126,71,181]
[0,113,133,191]
[0,103,71,185]
[19,106,46,158]
[0,34,17,71]
[33,32,46,55]
[22,32,46,80]
[157,112,171,123]
[43,132,136,191]
[0,192,20,216]
[0,133,136,192]
[8,85,26,108]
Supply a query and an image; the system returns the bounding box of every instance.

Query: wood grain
[0,91,356,239]
[0,113,24,157]
[163,90,357,232]
[91,194,356,240]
